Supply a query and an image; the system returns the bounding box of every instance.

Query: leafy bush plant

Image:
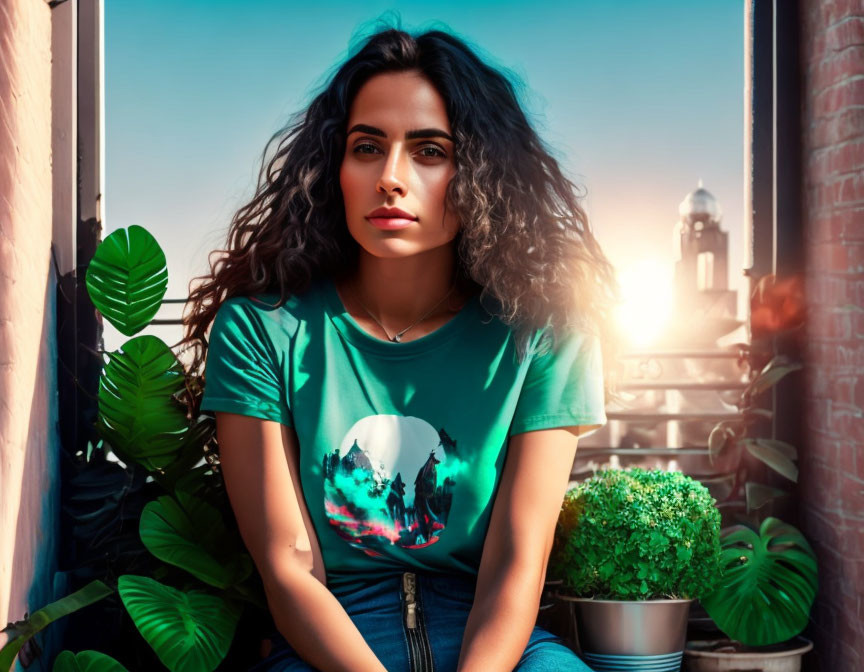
[550,467,723,600]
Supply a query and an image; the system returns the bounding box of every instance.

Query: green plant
[697,271,818,648]
[1,226,266,672]
[698,517,817,647]
[85,223,168,337]
[53,649,130,671]
[707,352,803,511]
[550,467,723,600]
[0,581,113,671]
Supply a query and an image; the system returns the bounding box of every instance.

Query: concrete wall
[799,0,864,668]
[0,0,62,666]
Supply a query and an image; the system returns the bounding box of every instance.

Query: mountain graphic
[323,426,460,555]
[342,439,373,471]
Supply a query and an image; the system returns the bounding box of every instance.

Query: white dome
[678,179,722,223]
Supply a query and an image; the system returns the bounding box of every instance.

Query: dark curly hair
[180,18,624,418]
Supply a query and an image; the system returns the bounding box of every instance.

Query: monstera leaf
[52,650,129,672]
[140,492,253,589]
[699,517,817,646]
[97,335,189,472]
[118,575,242,672]
[85,225,168,336]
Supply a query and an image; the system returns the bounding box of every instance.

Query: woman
[182,22,621,672]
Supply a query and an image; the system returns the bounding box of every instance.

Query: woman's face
[340,70,459,260]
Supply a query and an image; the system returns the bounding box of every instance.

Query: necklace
[353,281,458,343]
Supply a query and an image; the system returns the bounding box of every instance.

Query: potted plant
[549,466,723,671]
[682,272,817,670]
[683,517,816,671]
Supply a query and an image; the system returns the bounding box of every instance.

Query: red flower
[749,273,806,338]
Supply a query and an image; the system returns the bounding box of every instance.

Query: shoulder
[212,280,326,339]
[528,322,601,364]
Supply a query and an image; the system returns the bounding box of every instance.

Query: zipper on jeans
[403,572,418,628]
[402,572,435,671]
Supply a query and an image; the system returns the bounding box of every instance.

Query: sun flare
[614,259,676,348]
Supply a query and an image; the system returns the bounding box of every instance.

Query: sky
[103,0,745,352]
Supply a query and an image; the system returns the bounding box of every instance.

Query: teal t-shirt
[200,277,607,591]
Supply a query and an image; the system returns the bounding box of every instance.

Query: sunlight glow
[613,259,676,348]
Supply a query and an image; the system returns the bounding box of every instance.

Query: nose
[376,145,408,197]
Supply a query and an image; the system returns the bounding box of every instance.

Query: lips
[367,217,415,230]
[365,206,417,230]
[366,206,417,220]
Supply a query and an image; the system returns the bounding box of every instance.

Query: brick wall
[0,0,61,664]
[799,0,864,668]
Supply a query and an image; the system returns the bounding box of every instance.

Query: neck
[344,245,461,322]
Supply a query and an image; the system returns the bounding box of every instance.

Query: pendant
[392,333,402,343]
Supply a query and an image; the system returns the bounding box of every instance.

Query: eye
[353,142,380,154]
[350,142,447,159]
[418,145,447,159]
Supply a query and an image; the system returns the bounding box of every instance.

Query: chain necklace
[353,281,458,343]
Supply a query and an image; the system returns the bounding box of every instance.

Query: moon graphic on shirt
[321,414,461,557]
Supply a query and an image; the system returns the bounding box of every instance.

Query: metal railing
[572,341,751,494]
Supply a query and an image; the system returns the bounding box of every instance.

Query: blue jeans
[247,569,593,671]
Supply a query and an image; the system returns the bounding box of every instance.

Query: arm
[216,412,388,672]
[456,426,583,672]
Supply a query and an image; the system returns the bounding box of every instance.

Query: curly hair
[180,19,624,418]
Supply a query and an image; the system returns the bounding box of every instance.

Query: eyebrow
[347,123,454,143]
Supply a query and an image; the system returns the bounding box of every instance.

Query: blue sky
[104,0,744,350]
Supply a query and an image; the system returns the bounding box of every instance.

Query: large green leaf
[745,355,803,397]
[741,438,798,482]
[118,575,241,672]
[97,335,189,472]
[53,650,129,672]
[157,416,216,492]
[140,493,253,589]
[699,517,818,646]
[85,225,168,336]
[745,481,789,513]
[707,424,735,458]
[0,581,114,671]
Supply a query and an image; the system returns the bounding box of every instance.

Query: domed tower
[664,183,744,453]
[672,180,736,322]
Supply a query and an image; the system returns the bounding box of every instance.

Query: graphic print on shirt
[322,414,465,558]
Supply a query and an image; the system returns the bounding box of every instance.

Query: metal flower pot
[556,594,694,671]
[683,636,813,672]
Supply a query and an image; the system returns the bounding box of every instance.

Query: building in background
[672,180,740,341]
